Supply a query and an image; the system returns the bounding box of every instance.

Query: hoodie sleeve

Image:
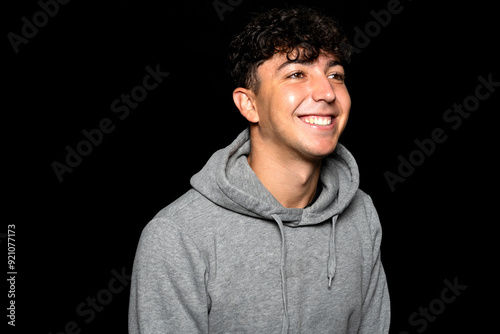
[358,196,391,333]
[129,218,210,334]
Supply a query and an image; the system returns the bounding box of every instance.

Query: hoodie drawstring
[271,213,339,333]
[327,215,339,287]
[271,214,289,334]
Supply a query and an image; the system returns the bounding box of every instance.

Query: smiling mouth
[299,115,334,126]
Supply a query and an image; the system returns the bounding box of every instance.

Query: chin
[313,136,340,154]
[302,142,338,160]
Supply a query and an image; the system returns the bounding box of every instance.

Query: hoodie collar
[190,128,360,225]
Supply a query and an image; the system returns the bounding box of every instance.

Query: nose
[311,75,336,103]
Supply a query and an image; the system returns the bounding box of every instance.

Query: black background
[4,0,499,333]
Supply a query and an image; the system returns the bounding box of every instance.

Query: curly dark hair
[228,6,351,93]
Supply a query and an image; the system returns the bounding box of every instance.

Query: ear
[233,87,259,123]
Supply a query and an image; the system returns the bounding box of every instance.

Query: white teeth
[303,116,332,125]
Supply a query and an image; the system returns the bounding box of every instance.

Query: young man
[129,7,390,333]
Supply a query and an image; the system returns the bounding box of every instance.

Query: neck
[247,133,322,209]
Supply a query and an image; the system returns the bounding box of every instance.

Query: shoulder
[342,189,383,241]
[138,189,220,253]
[154,189,215,224]
[347,189,378,217]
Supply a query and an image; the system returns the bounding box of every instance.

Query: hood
[191,128,360,224]
[190,128,360,334]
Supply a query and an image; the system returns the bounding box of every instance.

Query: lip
[297,114,337,130]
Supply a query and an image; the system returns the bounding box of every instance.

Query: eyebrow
[276,59,344,73]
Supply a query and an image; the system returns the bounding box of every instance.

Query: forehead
[261,50,342,72]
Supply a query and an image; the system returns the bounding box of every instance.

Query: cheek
[276,86,305,117]
[258,87,302,124]
[338,90,351,130]
[337,86,351,110]
[284,90,299,108]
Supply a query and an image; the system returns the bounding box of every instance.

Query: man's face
[251,50,351,161]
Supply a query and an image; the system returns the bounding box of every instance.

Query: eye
[328,72,345,82]
[288,71,305,79]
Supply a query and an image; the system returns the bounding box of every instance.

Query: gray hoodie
[129,128,390,333]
